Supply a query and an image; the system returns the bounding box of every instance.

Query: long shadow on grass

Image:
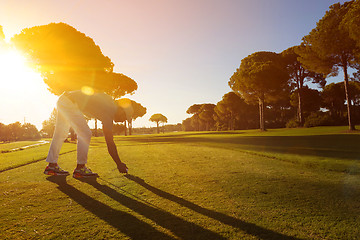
[125,174,301,240]
[46,176,174,240]
[80,178,227,240]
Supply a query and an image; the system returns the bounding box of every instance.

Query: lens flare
[81,86,94,95]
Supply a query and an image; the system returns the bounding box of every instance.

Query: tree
[182,118,194,131]
[7,122,23,141]
[198,104,216,131]
[214,92,249,130]
[186,104,203,131]
[22,123,41,140]
[342,0,360,47]
[266,93,293,129]
[297,1,359,130]
[321,83,346,120]
[321,81,360,124]
[0,123,5,142]
[229,51,289,131]
[150,114,168,134]
[105,73,138,99]
[41,108,57,137]
[186,104,216,131]
[282,46,326,126]
[11,22,114,95]
[127,99,147,135]
[290,86,321,119]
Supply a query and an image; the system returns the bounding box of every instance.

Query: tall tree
[321,81,360,124]
[0,123,5,142]
[127,99,147,135]
[321,82,346,120]
[297,1,359,130]
[290,86,321,119]
[215,92,248,130]
[342,0,360,47]
[22,123,41,140]
[41,108,57,138]
[105,73,138,99]
[7,122,23,141]
[186,104,203,131]
[182,118,194,131]
[11,22,114,95]
[229,51,289,131]
[116,98,134,136]
[282,46,325,126]
[150,114,168,134]
[198,104,216,131]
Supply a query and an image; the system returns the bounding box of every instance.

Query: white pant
[46,95,92,165]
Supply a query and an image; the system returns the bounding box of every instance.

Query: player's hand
[117,162,128,173]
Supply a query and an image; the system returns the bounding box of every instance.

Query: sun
[0,44,57,129]
[0,46,43,92]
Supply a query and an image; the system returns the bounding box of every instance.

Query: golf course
[0,126,359,239]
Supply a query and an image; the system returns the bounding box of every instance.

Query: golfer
[44,89,131,178]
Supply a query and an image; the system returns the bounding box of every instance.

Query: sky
[0,0,348,130]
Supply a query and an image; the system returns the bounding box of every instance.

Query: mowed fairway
[1,127,360,239]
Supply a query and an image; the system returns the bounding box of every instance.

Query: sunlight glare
[0,45,57,129]
[0,47,41,92]
[81,86,95,96]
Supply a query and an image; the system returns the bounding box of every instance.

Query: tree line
[0,122,40,142]
[183,1,360,131]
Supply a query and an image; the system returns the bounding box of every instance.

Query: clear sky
[0,0,347,130]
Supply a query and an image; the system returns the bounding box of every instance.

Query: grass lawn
[0,126,359,239]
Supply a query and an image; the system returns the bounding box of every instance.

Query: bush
[304,112,333,128]
[286,119,301,128]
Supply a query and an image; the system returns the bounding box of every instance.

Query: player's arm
[103,126,128,173]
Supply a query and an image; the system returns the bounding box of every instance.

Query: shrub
[304,112,333,127]
[286,119,301,128]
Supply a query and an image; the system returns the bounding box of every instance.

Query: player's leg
[44,97,71,175]
[64,104,98,178]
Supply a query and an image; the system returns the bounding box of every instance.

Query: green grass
[0,126,360,239]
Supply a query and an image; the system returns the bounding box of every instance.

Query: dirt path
[10,140,50,151]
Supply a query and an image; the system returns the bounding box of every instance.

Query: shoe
[73,166,99,178]
[44,164,70,176]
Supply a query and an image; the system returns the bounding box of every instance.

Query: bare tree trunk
[128,120,132,135]
[230,112,234,130]
[258,99,262,131]
[343,65,355,130]
[124,121,128,136]
[94,119,98,137]
[258,97,265,131]
[156,121,160,134]
[297,89,303,126]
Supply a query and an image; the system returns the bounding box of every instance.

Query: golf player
[44,89,131,178]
